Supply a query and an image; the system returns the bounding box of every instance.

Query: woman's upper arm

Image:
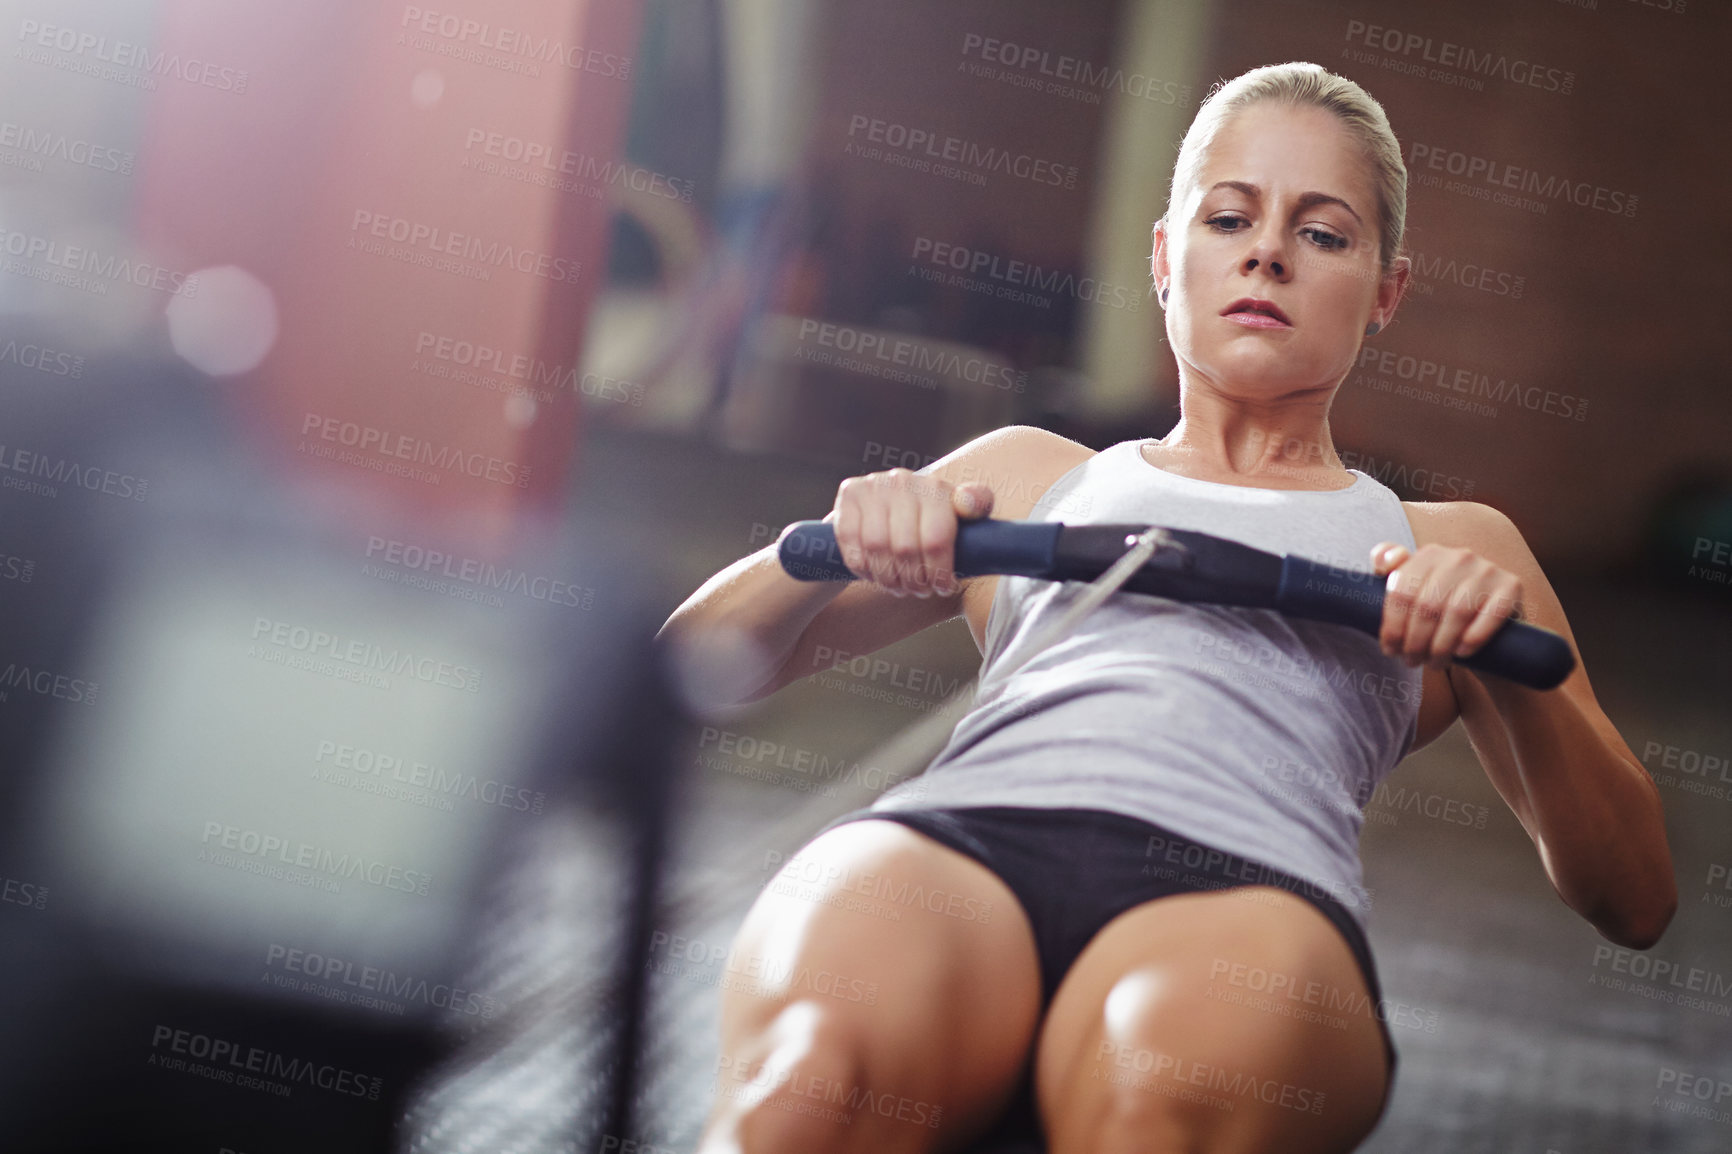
[745,579,966,702]
[1433,501,1634,835]
[743,424,1090,703]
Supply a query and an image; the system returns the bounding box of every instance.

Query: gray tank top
[870,438,1424,924]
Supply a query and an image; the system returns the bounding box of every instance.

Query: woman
[658,62,1676,1154]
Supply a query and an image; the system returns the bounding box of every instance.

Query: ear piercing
[1364,321,1381,336]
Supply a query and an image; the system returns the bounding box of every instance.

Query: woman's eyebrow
[1204,180,1363,224]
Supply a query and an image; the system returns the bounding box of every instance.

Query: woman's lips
[1223,310,1293,330]
[1221,297,1293,328]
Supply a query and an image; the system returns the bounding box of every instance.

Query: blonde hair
[1162,62,1407,271]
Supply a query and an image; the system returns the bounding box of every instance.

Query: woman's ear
[1373,254,1411,330]
[1151,218,1171,300]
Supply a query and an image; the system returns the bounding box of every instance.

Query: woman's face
[1153,101,1406,401]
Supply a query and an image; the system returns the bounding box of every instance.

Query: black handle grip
[776,519,1062,582]
[775,519,1576,690]
[1276,556,1576,690]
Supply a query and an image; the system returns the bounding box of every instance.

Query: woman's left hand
[1369,541,1526,670]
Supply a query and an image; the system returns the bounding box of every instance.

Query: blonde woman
[661,62,1676,1154]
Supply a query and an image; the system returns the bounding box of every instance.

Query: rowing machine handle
[1274,556,1576,689]
[775,517,1062,581]
[776,519,1575,690]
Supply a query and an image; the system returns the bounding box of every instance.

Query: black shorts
[814,804,1397,1152]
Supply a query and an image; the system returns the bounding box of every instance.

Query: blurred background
[0,0,1728,1151]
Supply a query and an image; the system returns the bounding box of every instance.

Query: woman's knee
[1037,892,1389,1152]
[1050,1028,1373,1154]
[1087,1101,1214,1154]
[704,999,960,1154]
[1047,1033,1230,1153]
[703,1001,871,1154]
[702,820,1044,1150]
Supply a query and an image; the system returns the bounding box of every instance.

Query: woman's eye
[1303,227,1348,251]
[1206,214,1247,232]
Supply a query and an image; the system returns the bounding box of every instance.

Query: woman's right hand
[828,468,995,598]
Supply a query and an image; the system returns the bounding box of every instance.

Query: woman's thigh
[700,817,1044,1154]
[1033,885,1390,1154]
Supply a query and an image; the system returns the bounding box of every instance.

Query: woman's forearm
[1480,675,1677,947]
[656,544,848,707]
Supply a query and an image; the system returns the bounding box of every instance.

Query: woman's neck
[1152,388,1346,485]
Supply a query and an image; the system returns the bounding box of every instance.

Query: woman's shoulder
[1400,498,1528,557]
[948,423,1096,463]
[922,424,1099,521]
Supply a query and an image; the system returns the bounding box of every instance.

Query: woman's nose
[1242,225,1290,279]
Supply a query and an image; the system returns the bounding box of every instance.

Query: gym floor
[398,425,1732,1154]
